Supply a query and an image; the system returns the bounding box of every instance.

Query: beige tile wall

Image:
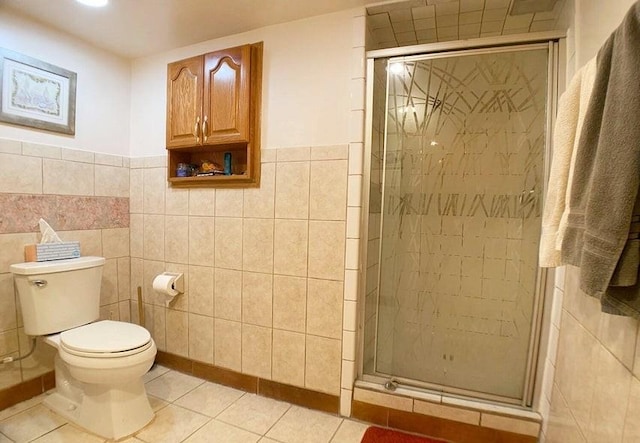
[131,145,349,396]
[544,265,640,442]
[0,138,130,391]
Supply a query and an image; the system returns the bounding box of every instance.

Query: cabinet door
[202,45,251,144]
[167,56,203,148]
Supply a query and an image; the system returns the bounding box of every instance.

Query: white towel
[539,57,597,267]
[556,58,597,250]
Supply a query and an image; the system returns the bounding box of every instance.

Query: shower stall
[361,38,558,406]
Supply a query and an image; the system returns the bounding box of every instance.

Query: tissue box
[24,242,81,262]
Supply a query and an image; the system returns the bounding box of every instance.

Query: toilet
[10,256,157,440]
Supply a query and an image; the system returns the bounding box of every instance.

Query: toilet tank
[10,256,105,336]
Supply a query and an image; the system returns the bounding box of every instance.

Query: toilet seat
[60,320,151,358]
[61,340,153,358]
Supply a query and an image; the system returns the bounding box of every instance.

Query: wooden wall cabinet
[166,42,262,187]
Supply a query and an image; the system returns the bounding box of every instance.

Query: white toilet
[10,256,157,440]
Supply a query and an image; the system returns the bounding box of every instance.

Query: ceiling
[366,0,566,49]
[1,0,381,59]
[2,0,567,59]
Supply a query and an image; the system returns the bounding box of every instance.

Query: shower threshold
[354,377,540,420]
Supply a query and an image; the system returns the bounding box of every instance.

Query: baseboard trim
[156,351,340,414]
[0,371,55,412]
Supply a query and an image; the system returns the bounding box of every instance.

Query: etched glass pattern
[369,48,548,401]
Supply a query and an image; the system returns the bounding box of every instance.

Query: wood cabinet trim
[203,45,251,144]
[166,43,262,188]
[166,56,203,149]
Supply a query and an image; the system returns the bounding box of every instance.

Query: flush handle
[31,279,47,288]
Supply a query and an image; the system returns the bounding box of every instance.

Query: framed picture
[0,48,77,135]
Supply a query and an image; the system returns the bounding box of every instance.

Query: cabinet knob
[203,116,209,143]
[194,116,201,143]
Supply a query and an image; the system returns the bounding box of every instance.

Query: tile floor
[0,365,370,443]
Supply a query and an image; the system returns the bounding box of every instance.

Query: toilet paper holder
[152,272,184,306]
[162,272,184,293]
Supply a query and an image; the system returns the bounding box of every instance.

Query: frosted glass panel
[374,48,548,401]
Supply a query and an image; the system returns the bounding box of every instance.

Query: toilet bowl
[43,321,157,440]
[10,257,158,440]
[55,320,156,383]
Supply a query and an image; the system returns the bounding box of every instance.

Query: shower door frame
[358,31,564,408]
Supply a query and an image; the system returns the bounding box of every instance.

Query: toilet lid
[60,320,151,354]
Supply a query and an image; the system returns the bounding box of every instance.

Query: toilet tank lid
[10,256,105,275]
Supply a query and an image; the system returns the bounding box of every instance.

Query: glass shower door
[374,44,549,402]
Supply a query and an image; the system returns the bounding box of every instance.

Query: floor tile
[217,394,290,435]
[0,404,66,442]
[143,364,170,384]
[0,394,45,421]
[145,370,205,402]
[184,419,261,443]
[135,404,210,443]
[0,368,380,443]
[31,423,106,442]
[330,420,369,443]
[148,394,170,412]
[175,382,245,418]
[266,405,343,443]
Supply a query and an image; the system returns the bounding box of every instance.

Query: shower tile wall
[368,49,547,400]
[130,146,349,397]
[0,137,131,391]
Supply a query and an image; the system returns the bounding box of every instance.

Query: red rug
[361,426,448,443]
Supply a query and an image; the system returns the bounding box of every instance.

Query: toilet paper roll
[152,274,179,297]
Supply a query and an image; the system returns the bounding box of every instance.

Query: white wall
[575,0,637,68]
[130,9,354,157]
[0,9,131,156]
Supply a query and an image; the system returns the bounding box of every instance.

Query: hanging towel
[555,59,598,253]
[601,197,640,317]
[539,57,597,267]
[561,2,640,303]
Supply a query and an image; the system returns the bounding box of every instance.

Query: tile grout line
[259,402,293,441]
[3,366,365,443]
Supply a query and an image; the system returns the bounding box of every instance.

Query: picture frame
[0,48,77,135]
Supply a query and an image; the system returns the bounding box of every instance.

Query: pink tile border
[0,194,129,234]
[0,194,57,233]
